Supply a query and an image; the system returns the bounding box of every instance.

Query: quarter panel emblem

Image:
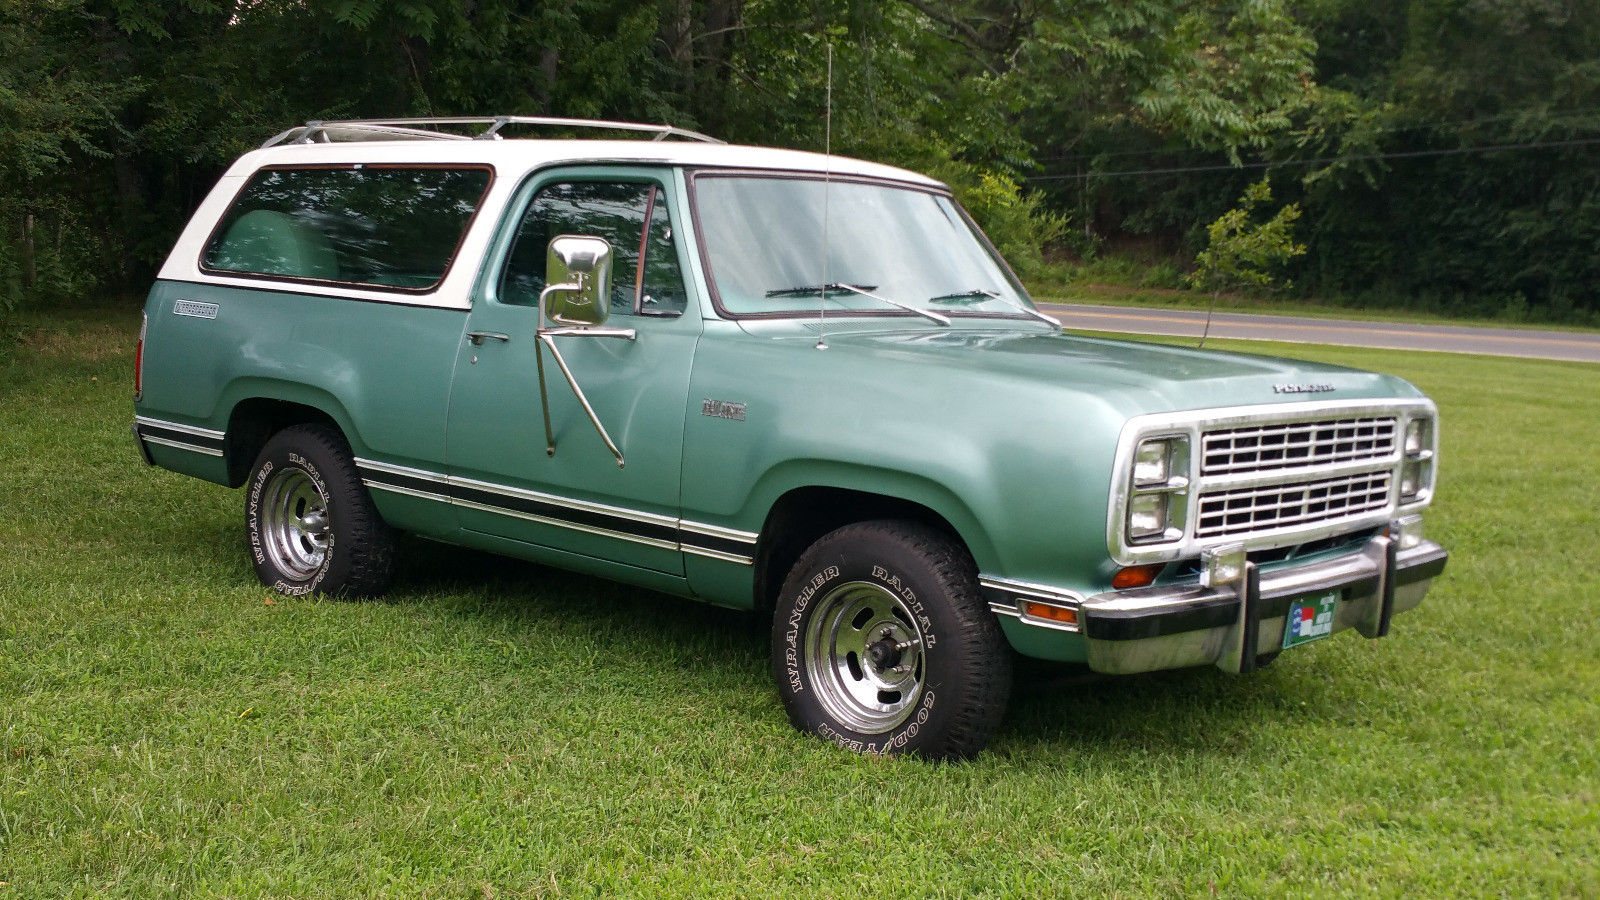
[173,300,220,319]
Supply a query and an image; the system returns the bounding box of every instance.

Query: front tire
[771,520,1012,759]
[245,424,396,597]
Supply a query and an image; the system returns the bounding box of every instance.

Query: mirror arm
[542,326,636,339]
[538,281,583,322]
[533,335,557,457]
[532,282,577,458]
[536,332,627,468]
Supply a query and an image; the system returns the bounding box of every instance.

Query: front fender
[742,458,1000,570]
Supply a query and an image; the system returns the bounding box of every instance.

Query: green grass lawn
[2,307,1597,897]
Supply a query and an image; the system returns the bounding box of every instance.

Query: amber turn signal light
[1020,600,1078,626]
[1111,564,1163,589]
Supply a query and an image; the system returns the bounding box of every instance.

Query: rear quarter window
[200,165,492,291]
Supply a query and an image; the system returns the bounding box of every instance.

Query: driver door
[445,167,699,574]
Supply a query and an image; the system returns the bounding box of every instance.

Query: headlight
[1400,416,1435,502]
[1405,418,1433,455]
[1125,435,1189,544]
[1400,458,1423,498]
[1128,492,1171,541]
[1133,439,1174,486]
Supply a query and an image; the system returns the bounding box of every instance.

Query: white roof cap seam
[227,140,945,189]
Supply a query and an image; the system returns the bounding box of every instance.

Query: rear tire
[245,424,396,597]
[770,520,1012,759]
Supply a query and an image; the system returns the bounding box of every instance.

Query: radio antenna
[816,43,833,351]
[1198,291,1216,348]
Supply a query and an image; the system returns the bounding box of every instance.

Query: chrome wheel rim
[261,466,330,580]
[804,580,926,734]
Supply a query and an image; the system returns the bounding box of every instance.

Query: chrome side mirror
[540,235,613,327]
[530,234,636,469]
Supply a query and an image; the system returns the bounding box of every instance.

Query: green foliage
[1269,0,1600,320]
[927,162,1070,279]
[0,0,1591,321]
[1187,179,1305,296]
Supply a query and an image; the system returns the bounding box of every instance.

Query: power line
[1032,105,1600,164]
[1026,136,1600,182]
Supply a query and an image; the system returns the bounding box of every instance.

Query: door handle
[466,331,510,346]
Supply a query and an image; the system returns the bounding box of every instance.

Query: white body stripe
[134,416,225,440]
[355,456,753,565]
[140,434,224,457]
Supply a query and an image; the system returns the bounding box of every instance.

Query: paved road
[1037,302,1600,364]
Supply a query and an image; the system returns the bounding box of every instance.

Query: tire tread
[250,424,397,597]
[773,518,1012,759]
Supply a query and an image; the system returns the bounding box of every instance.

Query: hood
[758,321,1424,417]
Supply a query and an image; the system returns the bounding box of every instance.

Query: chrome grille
[1196,472,1392,538]
[1201,417,1398,476]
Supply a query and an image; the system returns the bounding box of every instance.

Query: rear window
[201,165,492,291]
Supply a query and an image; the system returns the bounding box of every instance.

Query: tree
[1186,178,1305,345]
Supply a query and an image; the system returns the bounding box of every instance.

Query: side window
[201,166,491,291]
[499,180,687,317]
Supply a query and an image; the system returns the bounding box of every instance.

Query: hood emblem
[1273,383,1336,394]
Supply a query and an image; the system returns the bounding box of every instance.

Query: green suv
[134,117,1448,758]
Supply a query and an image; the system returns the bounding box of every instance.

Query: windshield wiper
[765,282,878,298]
[928,288,1060,327]
[765,282,950,326]
[928,288,1001,304]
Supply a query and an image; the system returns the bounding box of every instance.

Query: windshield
[692,174,1039,320]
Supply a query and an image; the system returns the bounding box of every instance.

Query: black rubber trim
[447,482,679,544]
[134,422,225,452]
[359,464,744,554]
[1082,591,1240,641]
[681,532,756,557]
[1238,563,1262,674]
[359,469,449,498]
[1393,545,1449,586]
[979,584,1015,610]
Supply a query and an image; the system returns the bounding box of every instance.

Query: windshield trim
[685,168,1041,323]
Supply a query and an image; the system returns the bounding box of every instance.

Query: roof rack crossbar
[261,115,723,148]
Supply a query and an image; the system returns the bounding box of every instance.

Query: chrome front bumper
[1079,537,1448,675]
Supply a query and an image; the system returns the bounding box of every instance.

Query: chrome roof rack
[261,116,724,148]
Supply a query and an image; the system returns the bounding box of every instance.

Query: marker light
[1112,564,1163,590]
[134,313,147,401]
[1020,600,1079,626]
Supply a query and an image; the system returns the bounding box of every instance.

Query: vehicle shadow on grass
[389,535,769,661]
[386,535,1328,762]
[996,656,1340,764]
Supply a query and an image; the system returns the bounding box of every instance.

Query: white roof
[226,138,945,189]
[163,135,946,311]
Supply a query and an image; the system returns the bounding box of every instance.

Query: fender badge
[1273,383,1335,394]
[701,399,746,421]
[173,299,219,319]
